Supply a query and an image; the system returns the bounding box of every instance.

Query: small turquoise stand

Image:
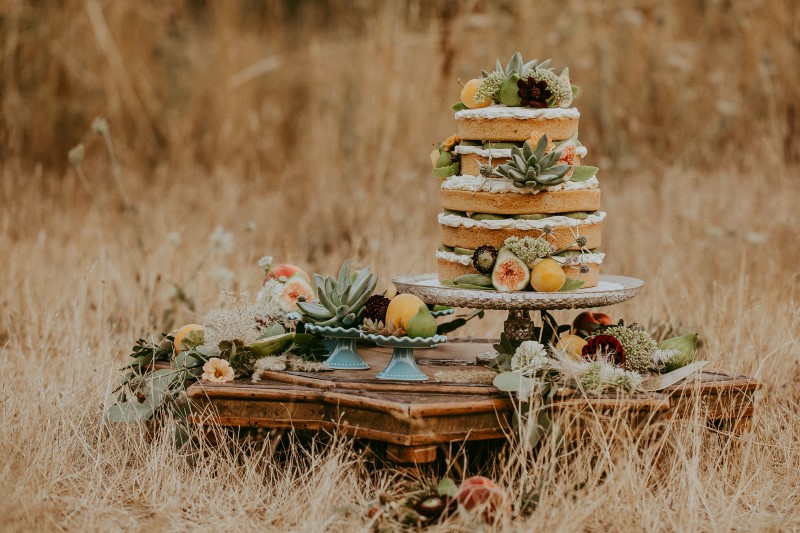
[362,334,448,382]
[304,324,370,370]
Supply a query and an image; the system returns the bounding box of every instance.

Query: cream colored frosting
[441,175,599,194]
[551,252,605,265]
[455,105,580,120]
[437,250,605,266]
[453,145,588,158]
[435,250,473,266]
[438,211,606,230]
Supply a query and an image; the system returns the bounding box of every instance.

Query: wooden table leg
[385,443,438,465]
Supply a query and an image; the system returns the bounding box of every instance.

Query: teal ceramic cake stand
[361,334,447,381]
[303,324,370,370]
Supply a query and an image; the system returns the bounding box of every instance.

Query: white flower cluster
[554,352,643,393]
[511,340,550,377]
[203,293,284,352]
[256,279,288,314]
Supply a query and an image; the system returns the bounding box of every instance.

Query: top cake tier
[455,105,580,142]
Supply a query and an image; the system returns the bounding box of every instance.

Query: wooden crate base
[185,342,761,464]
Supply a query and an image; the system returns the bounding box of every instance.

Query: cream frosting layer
[437,250,605,266]
[441,175,599,194]
[438,211,606,230]
[455,105,580,120]
[551,252,605,265]
[453,145,588,158]
[435,250,473,266]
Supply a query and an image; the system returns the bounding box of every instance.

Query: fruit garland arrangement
[106,258,481,431]
[442,232,596,292]
[105,257,330,427]
[489,311,699,446]
[492,311,699,395]
[296,260,483,339]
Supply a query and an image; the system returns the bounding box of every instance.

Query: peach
[572,311,613,337]
[265,264,310,283]
[455,476,511,523]
[279,278,314,311]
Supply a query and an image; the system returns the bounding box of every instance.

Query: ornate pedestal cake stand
[392,274,645,341]
[362,334,448,381]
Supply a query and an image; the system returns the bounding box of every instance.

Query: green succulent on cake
[495,134,570,189]
[296,260,377,328]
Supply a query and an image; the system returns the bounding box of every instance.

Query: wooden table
[186,342,762,464]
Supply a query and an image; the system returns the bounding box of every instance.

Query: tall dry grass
[1,0,799,530]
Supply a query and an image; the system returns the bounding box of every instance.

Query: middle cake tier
[438,211,605,251]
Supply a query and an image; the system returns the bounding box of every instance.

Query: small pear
[406,304,437,339]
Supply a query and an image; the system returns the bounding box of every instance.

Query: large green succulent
[495,135,570,190]
[296,260,377,328]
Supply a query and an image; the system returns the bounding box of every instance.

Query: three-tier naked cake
[431,53,604,293]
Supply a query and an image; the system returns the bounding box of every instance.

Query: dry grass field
[2,0,800,530]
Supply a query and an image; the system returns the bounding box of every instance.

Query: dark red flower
[517,77,552,108]
[582,334,626,366]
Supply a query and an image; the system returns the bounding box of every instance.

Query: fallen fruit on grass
[556,334,588,360]
[572,311,613,337]
[279,276,314,311]
[385,293,426,330]
[460,78,492,109]
[406,304,438,339]
[455,476,511,523]
[172,324,204,354]
[530,258,566,292]
[265,264,310,283]
[491,247,530,292]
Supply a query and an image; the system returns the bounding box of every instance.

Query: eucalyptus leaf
[559,278,585,292]
[105,401,153,423]
[451,102,468,111]
[570,166,599,182]
[493,371,537,393]
[261,323,285,338]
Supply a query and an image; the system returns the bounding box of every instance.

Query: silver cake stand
[392,274,645,341]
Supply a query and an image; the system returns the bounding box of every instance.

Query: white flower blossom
[511,340,550,376]
[209,226,234,254]
[258,255,274,272]
[256,279,287,313]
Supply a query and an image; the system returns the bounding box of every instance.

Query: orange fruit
[460,79,492,109]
